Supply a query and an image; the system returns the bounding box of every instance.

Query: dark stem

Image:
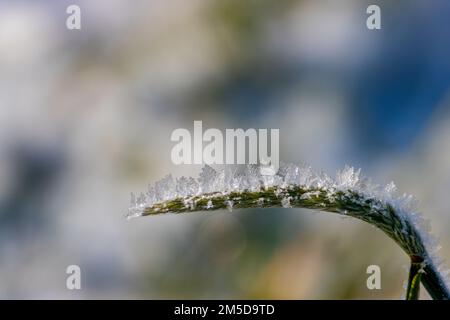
[421,261,450,300]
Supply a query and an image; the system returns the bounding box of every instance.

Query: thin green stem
[406,256,423,300]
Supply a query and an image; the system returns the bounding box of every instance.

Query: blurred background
[0,0,449,299]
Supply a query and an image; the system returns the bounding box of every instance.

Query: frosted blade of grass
[128,163,450,300]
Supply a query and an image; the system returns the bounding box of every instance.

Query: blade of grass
[129,164,450,299]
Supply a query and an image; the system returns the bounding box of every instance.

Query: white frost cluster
[129,164,423,233]
[130,163,412,217]
[128,163,447,285]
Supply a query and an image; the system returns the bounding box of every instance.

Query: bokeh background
[1,0,450,299]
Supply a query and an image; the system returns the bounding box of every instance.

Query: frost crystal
[226,200,234,212]
[257,198,265,206]
[281,196,292,208]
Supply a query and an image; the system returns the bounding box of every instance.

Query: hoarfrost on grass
[131,164,426,242]
[129,163,420,219]
[128,162,447,286]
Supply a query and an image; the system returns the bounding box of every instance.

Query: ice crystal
[281,196,292,208]
[226,200,234,212]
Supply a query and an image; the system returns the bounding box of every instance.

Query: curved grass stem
[130,165,450,300]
